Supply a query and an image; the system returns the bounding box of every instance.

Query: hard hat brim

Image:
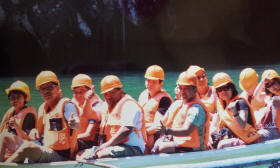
[177,82,196,86]
[145,76,163,80]
[214,81,232,89]
[5,88,30,101]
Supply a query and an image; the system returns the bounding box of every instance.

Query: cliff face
[0,0,280,76]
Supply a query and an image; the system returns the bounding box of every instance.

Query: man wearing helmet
[152,70,207,153]
[77,75,147,159]
[5,70,80,163]
[71,74,102,151]
[138,65,173,152]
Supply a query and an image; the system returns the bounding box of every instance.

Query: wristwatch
[165,128,170,135]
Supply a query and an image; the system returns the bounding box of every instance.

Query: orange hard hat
[239,68,259,91]
[6,80,31,101]
[187,65,205,76]
[144,65,164,80]
[71,74,93,89]
[35,70,59,89]
[212,72,233,88]
[177,71,197,86]
[100,75,123,94]
[261,69,280,80]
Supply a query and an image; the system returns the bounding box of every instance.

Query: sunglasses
[216,84,231,93]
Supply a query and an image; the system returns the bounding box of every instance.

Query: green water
[1,65,280,120]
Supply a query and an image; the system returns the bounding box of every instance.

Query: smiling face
[196,70,208,88]
[39,82,60,102]
[145,79,163,96]
[216,83,233,102]
[178,84,197,102]
[73,86,90,105]
[9,91,25,110]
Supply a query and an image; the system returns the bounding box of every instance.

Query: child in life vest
[0,80,37,162]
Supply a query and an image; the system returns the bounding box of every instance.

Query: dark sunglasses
[216,84,231,93]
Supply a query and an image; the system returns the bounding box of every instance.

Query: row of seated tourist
[0,65,279,163]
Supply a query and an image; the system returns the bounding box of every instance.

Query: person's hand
[94,142,109,158]
[155,121,166,135]
[85,89,99,104]
[68,113,80,129]
[29,128,40,140]
[7,117,15,128]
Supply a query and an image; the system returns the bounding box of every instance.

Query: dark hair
[228,83,238,99]
[217,82,238,108]
[8,90,28,104]
[265,78,280,96]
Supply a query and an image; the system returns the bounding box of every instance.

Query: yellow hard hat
[177,71,197,86]
[144,65,164,80]
[212,72,233,88]
[187,65,205,76]
[5,80,31,101]
[239,68,259,91]
[100,75,123,94]
[261,69,280,80]
[35,70,59,90]
[71,74,93,89]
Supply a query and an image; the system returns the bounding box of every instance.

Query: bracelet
[234,113,239,117]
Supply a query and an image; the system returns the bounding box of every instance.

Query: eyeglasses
[216,85,231,93]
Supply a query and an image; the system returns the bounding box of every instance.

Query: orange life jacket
[138,89,173,124]
[217,96,260,144]
[163,99,209,149]
[0,106,37,139]
[38,98,77,152]
[100,94,147,144]
[0,106,37,161]
[72,98,99,142]
[199,86,216,115]
[138,89,172,150]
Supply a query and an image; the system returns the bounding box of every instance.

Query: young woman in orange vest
[5,70,80,163]
[153,70,208,153]
[71,74,102,151]
[0,81,37,162]
[255,70,280,141]
[210,72,259,149]
[77,75,147,160]
[138,65,173,152]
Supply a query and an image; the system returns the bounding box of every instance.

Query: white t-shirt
[120,101,146,153]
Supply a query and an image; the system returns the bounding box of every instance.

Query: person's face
[216,84,233,101]
[73,86,89,103]
[196,71,208,88]
[9,92,25,109]
[145,79,162,94]
[267,79,280,95]
[103,88,122,107]
[178,84,196,102]
[39,82,60,102]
